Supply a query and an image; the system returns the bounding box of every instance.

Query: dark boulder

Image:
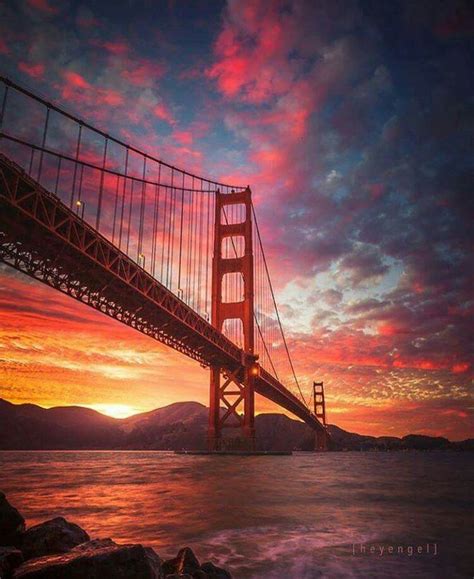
[0,546,24,578]
[0,493,25,546]
[21,517,89,560]
[162,547,200,576]
[201,561,232,578]
[13,542,163,578]
[71,538,116,552]
[162,548,232,578]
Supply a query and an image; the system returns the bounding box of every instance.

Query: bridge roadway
[0,152,326,434]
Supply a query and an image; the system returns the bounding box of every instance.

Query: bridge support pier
[208,187,256,451]
[313,381,328,451]
[314,429,329,451]
[208,364,256,452]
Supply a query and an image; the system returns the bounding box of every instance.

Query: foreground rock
[200,561,232,578]
[72,538,116,551]
[0,494,232,578]
[14,541,163,578]
[162,547,231,578]
[163,547,200,576]
[0,493,25,546]
[21,517,90,560]
[0,547,24,577]
[13,541,232,579]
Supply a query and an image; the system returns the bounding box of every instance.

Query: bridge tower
[208,187,256,451]
[313,381,328,451]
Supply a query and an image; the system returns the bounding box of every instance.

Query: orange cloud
[452,362,470,374]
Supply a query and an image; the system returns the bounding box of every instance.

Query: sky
[0,0,472,439]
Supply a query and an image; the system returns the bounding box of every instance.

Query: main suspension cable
[251,202,309,408]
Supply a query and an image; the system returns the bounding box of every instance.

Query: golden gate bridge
[0,76,328,451]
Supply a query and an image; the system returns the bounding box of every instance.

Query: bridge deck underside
[0,153,325,433]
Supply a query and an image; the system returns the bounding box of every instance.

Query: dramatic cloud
[18,61,45,78]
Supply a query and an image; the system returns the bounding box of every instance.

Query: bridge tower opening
[208,187,256,451]
[313,381,329,451]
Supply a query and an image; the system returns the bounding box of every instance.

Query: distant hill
[0,398,472,451]
[0,398,121,449]
[121,401,209,450]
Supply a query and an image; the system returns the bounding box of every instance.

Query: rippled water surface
[0,451,472,578]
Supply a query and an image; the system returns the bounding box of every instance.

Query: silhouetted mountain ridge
[0,399,471,451]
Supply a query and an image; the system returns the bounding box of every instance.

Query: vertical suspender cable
[54,156,62,196]
[152,164,161,278]
[96,137,108,230]
[197,178,204,313]
[70,123,82,208]
[186,177,194,304]
[205,184,211,319]
[166,169,175,288]
[119,147,129,250]
[190,178,194,304]
[112,173,120,243]
[160,179,168,283]
[126,178,134,254]
[138,155,147,260]
[0,84,9,133]
[177,171,185,294]
[37,107,50,182]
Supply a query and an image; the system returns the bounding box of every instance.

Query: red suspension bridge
[0,76,328,451]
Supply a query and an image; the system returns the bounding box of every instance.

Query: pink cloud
[18,61,46,79]
[99,89,124,106]
[173,130,193,145]
[0,38,8,55]
[63,70,92,90]
[59,70,124,109]
[120,60,165,87]
[27,0,59,15]
[153,103,176,125]
[89,38,165,88]
[101,40,129,56]
[206,2,295,104]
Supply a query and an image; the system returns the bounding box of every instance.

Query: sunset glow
[84,404,141,420]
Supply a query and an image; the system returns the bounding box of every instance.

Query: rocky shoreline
[0,492,231,578]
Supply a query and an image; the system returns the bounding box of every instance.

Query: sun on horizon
[84,403,142,419]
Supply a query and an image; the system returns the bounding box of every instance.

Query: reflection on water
[0,451,472,578]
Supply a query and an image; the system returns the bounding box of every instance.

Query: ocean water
[0,451,472,578]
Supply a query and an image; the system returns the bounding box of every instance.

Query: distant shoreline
[1,448,472,452]
[1,398,472,452]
